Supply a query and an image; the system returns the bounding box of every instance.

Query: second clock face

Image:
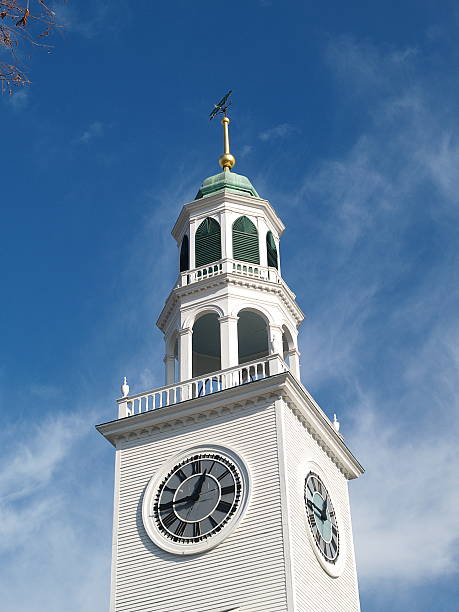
[153,452,242,544]
[304,471,340,564]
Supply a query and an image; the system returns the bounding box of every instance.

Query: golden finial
[209,90,236,172]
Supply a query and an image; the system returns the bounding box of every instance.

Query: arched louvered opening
[179,235,189,272]
[192,313,221,377]
[195,217,222,268]
[237,310,269,365]
[266,231,278,269]
[233,216,260,264]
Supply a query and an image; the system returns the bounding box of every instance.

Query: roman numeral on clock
[192,522,201,538]
[217,468,230,482]
[220,484,235,495]
[175,469,187,482]
[162,512,178,529]
[209,515,218,528]
[216,499,232,513]
[174,521,187,537]
[191,460,201,474]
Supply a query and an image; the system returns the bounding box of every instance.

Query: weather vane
[209,90,235,172]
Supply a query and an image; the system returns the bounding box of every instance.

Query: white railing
[117,354,287,419]
[177,258,281,288]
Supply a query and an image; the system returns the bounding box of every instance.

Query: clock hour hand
[309,500,325,516]
[173,494,193,505]
[320,497,328,522]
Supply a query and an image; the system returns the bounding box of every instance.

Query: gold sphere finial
[219,153,236,170]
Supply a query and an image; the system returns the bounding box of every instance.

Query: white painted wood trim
[109,447,121,612]
[275,399,297,612]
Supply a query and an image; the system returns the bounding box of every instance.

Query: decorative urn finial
[333,413,340,432]
[121,376,130,398]
[209,90,236,172]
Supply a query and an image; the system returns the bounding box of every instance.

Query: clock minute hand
[195,469,208,498]
[185,469,207,503]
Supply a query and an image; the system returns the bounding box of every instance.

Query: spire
[210,90,236,172]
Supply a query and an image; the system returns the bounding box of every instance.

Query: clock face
[304,471,340,563]
[152,452,242,544]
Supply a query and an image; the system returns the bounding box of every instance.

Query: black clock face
[153,452,242,544]
[304,472,340,563]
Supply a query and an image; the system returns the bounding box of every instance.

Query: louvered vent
[266,231,278,269]
[195,217,222,267]
[180,235,189,272]
[232,216,260,264]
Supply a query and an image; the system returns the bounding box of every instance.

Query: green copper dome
[195,171,260,199]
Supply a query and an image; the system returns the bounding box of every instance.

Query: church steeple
[97,98,363,612]
[158,104,303,386]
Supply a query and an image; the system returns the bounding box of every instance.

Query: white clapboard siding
[278,399,361,611]
[113,400,290,612]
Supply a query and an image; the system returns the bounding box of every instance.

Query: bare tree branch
[0,0,67,93]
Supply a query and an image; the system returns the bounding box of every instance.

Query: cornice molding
[96,373,363,480]
[156,273,304,332]
[172,190,285,243]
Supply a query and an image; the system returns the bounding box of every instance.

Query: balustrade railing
[117,354,287,419]
[177,258,280,288]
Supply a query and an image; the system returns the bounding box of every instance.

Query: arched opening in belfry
[192,313,221,377]
[237,310,269,364]
[266,231,278,269]
[233,216,260,264]
[179,235,189,272]
[282,325,294,368]
[195,217,222,268]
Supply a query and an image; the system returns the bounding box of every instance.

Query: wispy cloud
[239,144,253,158]
[5,89,29,112]
[284,37,459,595]
[75,120,104,144]
[0,412,111,611]
[259,123,298,142]
[29,383,62,400]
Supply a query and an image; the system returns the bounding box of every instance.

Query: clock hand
[173,494,194,505]
[309,500,325,516]
[194,469,208,499]
[320,497,329,522]
[172,471,209,508]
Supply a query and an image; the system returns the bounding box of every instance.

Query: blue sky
[1,1,459,610]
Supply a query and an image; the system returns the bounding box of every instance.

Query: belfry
[97,95,364,612]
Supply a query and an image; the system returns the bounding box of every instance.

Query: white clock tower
[98,108,364,612]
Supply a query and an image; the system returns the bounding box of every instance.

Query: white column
[189,219,196,269]
[269,324,284,357]
[220,211,231,260]
[178,327,193,382]
[219,315,239,369]
[275,235,281,276]
[287,348,301,380]
[258,218,268,267]
[164,354,176,385]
